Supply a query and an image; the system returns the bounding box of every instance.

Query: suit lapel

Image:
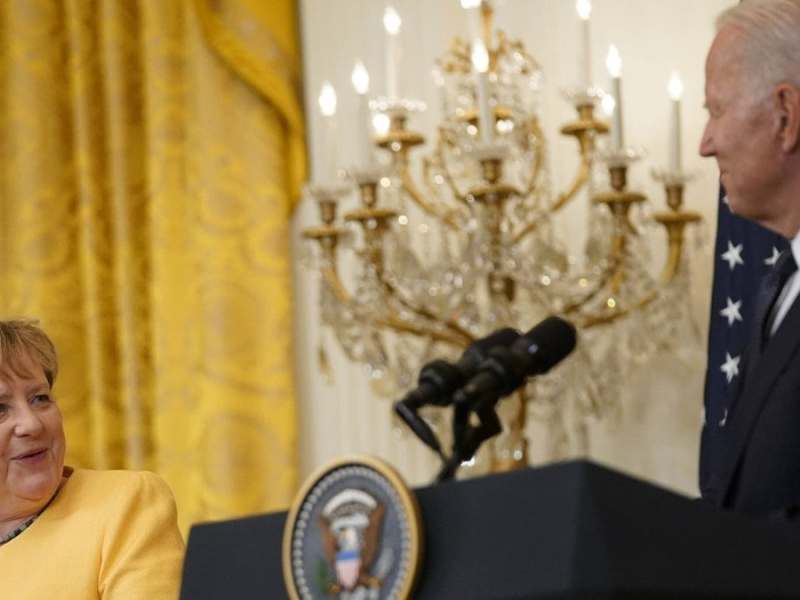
[717,294,800,506]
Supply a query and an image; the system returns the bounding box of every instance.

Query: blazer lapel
[716,294,800,506]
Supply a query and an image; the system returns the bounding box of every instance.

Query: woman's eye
[0,404,8,418]
[32,394,51,405]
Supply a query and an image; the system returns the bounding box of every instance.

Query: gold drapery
[0,0,304,531]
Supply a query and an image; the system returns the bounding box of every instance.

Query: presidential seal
[282,456,423,600]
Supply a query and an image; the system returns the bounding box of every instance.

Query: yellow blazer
[0,468,185,599]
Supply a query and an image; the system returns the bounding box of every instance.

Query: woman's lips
[12,449,48,464]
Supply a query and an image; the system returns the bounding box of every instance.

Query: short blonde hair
[0,320,58,387]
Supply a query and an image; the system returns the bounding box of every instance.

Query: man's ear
[775,83,800,153]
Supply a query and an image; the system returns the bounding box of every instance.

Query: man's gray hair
[717,0,800,94]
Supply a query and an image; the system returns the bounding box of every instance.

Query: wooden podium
[181,460,800,599]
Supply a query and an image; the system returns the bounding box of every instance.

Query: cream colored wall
[293,0,735,494]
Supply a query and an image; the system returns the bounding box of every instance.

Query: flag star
[720,297,743,326]
[764,246,782,266]
[721,241,744,271]
[720,352,741,383]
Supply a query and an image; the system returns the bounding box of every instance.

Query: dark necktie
[757,250,797,346]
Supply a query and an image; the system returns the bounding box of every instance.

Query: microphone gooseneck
[393,328,520,456]
[439,316,577,481]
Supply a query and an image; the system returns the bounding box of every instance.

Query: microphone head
[515,316,577,375]
[472,327,521,353]
[459,327,520,369]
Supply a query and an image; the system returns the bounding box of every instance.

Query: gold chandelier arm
[321,266,352,305]
[654,210,702,285]
[513,101,610,247]
[561,257,622,316]
[577,289,658,329]
[660,240,683,285]
[509,207,548,244]
[522,117,547,198]
[512,157,589,246]
[400,167,462,229]
[562,174,662,321]
[549,155,590,214]
[324,263,469,347]
[561,216,635,315]
[436,128,472,207]
[375,315,470,349]
[378,275,475,346]
[323,265,468,347]
[421,155,465,215]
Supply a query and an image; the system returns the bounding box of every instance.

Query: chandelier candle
[317,81,338,182]
[576,0,592,90]
[301,2,704,475]
[606,45,624,150]
[667,71,684,173]
[472,39,493,144]
[351,60,371,166]
[462,0,482,44]
[383,6,402,99]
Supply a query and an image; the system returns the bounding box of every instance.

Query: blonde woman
[0,320,184,598]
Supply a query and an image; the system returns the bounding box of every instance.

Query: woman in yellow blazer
[0,320,184,598]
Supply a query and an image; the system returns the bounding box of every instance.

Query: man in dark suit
[699,0,800,516]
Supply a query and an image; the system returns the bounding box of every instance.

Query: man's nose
[699,122,715,157]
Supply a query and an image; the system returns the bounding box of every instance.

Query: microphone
[455,316,577,410]
[440,316,576,481]
[394,327,520,455]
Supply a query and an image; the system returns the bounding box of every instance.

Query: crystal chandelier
[301,0,703,473]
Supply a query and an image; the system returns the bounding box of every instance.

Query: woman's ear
[775,83,800,153]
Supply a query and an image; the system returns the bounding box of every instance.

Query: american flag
[700,186,787,496]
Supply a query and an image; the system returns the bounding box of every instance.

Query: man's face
[700,26,784,229]
[0,356,65,522]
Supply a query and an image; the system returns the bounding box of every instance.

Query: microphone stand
[436,392,504,482]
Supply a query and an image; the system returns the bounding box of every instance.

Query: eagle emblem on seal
[318,488,386,595]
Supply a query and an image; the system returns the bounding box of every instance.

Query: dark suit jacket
[703,292,800,516]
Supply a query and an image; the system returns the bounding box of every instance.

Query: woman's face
[0,354,65,522]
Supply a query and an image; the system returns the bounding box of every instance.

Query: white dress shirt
[769,232,800,336]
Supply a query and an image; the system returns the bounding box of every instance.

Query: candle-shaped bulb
[606,45,622,77]
[472,39,492,143]
[576,0,591,20]
[351,61,370,95]
[352,62,372,166]
[463,0,482,42]
[318,81,337,117]
[668,71,683,172]
[383,6,401,98]
[601,93,616,116]
[606,46,624,150]
[383,6,401,36]
[372,113,390,137]
[576,0,592,89]
[471,39,489,74]
[668,71,684,100]
[318,82,338,181]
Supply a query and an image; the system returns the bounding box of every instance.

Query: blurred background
[0,0,732,532]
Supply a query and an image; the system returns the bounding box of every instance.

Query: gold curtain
[0,0,304,531]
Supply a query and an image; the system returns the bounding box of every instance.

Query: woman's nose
[13,403,45,437]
